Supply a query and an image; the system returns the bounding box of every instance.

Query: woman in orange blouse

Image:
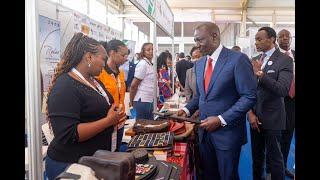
[96,40,128,151]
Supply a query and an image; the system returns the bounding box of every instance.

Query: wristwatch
[255,70,263,77]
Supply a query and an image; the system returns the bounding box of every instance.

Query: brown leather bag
[169,120,186,135]
[133,119,170,134]
[78,150,135,180]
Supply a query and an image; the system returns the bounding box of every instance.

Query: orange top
[96,68,126,129]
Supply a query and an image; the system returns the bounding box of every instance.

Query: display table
[123,93,194,179]
[122,119,136,143]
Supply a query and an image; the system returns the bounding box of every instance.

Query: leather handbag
[169,120,186,135]
[78,150,135,180]
[54,163,98,180]
[133,119,170,134]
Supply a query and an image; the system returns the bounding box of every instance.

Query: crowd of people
[43,22,295,180]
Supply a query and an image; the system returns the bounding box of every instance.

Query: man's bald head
[194,22,221,56]
[277,29,292,51]
[196,22,220,37]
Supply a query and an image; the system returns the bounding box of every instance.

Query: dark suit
[176,59,193,87]
[185,46,257,180]
[282,50,295,168]
[184,67,197,102]
[266,50,295,173]
[251,49,293,180]
[127,60,139,91]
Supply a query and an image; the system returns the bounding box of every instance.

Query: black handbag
[78,150,135,180]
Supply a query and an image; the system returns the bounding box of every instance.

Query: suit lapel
[263,49,280,73]
[205,47,228,97]
[292,50,295,60]
[196,57,206,96]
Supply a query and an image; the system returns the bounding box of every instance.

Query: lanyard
[143,57,153,66]
[110,73,121,96]
[72,68,111,105]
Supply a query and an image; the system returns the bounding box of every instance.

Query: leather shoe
[285,168,294,178]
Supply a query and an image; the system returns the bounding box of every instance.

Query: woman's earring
[88,63,91,68]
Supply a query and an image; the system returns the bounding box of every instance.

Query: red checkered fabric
[167,142,194,180]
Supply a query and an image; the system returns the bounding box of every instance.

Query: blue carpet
[239,121,295,180]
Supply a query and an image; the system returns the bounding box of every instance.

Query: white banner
[155,0,173,36]
[130,0,173,37]
[72,10,123,41]
[39,15,61,92]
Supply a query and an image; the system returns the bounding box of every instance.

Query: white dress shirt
[182,44,227,126]
[260,47,276,70]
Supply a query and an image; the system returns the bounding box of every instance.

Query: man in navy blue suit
[177,22,257,180]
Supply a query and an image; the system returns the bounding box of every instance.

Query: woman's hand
[118,110,127,124]
[106,105,121,126]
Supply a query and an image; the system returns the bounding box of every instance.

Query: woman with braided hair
[44,32,126,180]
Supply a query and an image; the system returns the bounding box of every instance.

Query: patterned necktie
[285,51,295,98]
[259,53,267,63]
[285,51,290,56]
[204,58,213,93]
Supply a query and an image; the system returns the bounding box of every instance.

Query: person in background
[119,48,130,87]
[248,27,293,180]
[185,55,192,62]
[176,22,257,180]
[45,32,125,180]
[127,53,141,92]
[175,52,180,62]
[176,52,194,88]
[184,46,204,180]
[157,52,173,99]
[184,46,203,103]
[277,29,295,178]
[96,40,128,152]
[166,51,184,92]
[129,43,154,120]
[231,45,241,52]
[265,29,295,178]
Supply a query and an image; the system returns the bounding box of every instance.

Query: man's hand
[199,116,221,132]
[176,109,187,118]
[247,114,262,132]
[250,58,262,74]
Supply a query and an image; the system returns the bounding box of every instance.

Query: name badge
[111,127,117,152]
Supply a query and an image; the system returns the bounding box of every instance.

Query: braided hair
[157,52,169,71]
[45,32,101,129]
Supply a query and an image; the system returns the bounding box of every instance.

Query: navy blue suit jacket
[185,46,257,150]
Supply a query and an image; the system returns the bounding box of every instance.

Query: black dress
[47,73,114,163]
